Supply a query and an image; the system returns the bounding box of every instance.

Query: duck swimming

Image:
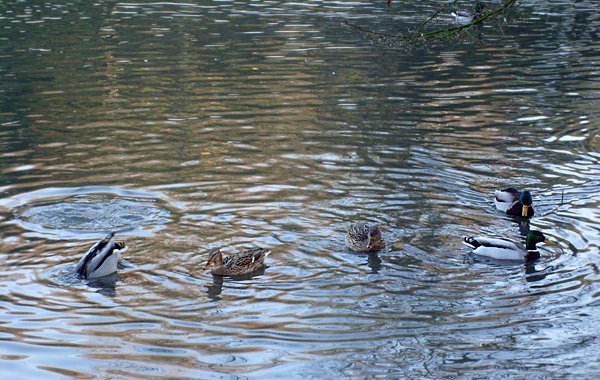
[345,223,385,252]
[494,188,534,217]
[463,230,554,261]
[451,1,486,25]
[204,247,270,277]
[75,232,126,279]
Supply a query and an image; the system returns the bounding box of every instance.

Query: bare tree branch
[343,0,519,44]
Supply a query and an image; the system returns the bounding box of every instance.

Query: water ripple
[1,187,174,239]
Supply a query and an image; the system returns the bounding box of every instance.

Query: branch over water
[343,0,519,44]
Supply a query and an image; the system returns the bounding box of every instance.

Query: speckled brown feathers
[345,224,385,252]
[204,248,270,277]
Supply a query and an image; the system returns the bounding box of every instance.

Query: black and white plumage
[463,231,553,261]
[451,1,486,25]
[494,188,534,217]
[204,248,270,277]
[75,232,126,279]
[345,223,385,252]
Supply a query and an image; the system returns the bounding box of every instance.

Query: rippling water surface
[1,0,600,379]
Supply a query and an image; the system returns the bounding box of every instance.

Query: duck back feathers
[205,248,270,277]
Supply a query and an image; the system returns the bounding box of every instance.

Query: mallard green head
[519,191,533,217]
[519,191,533,206]
[525,231,554,251]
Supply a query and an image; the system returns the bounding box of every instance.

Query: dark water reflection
[1,0,600,379]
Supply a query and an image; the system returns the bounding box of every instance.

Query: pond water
[1,1,600,379]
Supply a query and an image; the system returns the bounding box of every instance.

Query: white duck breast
[451,11,473,25]
[75,232,126,279]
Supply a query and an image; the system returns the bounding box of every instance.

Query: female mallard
[345,223,385,252]
[463,230,554,261]
[204,248,270,277]
[75,232,127,279]
[494,188,534,217]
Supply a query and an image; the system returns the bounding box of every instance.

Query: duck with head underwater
[494,188,534,217]
[75,232,127,279]
[463,230,555,261]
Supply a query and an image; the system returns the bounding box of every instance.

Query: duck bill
[521,205,530,217]
[203,260,213,270]
[543,238,556,246]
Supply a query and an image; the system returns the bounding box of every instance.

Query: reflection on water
[206,275,225,301]
[1,0,600,379]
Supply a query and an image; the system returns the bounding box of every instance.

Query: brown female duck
[204,247,270,277]
[345,223,385,252]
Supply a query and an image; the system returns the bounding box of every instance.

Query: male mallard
[494,188,534,217]
[75,232,126,279]
[451,1,486,25]
[463,230,554,261]
[345,223,385,252]
[204,247,270,277]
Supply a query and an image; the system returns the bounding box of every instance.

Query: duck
[494,188,534,217]
[451,1,486,25]
[463,230,555,261]
[204,247,270,277]
[75,232,127,279]
[345,223,385,252]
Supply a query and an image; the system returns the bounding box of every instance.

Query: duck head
[525,231,555,251]
[519,191,533,217]
[204,248,223,270]
[366,225,381,251]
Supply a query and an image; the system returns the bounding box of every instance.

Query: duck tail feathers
[250,248,270,263]
[115,242,128,253]
[462,236,481,249]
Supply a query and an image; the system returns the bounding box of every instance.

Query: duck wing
[494,188,522,212]
[75,232,121,279]
[348,224,369,240]
[495,188,521,203]
[468,236,521,250]
[464,236,526,260]
[227,248,270,268]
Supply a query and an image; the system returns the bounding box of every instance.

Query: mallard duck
[494,188,534,217]
[345,223,385,252]
[452,1,486,25]
[463,230,555,261]
[75,232,126,279]
[204,247,270,277]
